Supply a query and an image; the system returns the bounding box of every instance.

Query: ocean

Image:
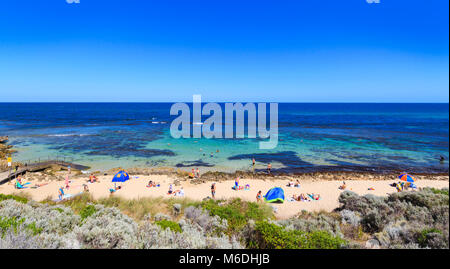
[0,103,448,174]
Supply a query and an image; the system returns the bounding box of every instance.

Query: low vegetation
[0,187,448,249]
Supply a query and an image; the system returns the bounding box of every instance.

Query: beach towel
[53,192,84,202]
[308,194,320,201]
[16,182,30,189]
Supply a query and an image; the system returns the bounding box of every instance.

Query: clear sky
[0,0,448,102]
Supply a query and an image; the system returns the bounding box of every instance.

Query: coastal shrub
[153,213,171,221]
[277,211,343,238]
[338,188,450,248]
[340,209,361,227]
[36,232,80,249]
[0,194,28,204]
[0,217,41,236]
[200,198,272,234]
[73,205,139,249]
[417,228,447,249]
[0,226,43,249]
[137,220,242,249]
[0,200,80,235]
[429,188,449,196]
[80,204,97,221]
[184,206,227,236]
[250,221,346,249]
[155,219,182,233]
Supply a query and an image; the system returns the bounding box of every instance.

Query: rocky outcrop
[0,136,8,143]
[0,137,18,172]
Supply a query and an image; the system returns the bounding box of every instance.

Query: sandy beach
[1,173,448,219]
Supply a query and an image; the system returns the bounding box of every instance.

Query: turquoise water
[0,103,448,173]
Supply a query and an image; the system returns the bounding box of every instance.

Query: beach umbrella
[112,170,130,183]
[399,173,416,183]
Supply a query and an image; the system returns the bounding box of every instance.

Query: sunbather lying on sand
[146,180,159,187]
[31,182,49,189]
[109,185,122,194]
[308,193,320,200]
[173,187,185,197]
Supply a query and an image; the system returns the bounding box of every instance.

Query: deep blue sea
[0,103,448,174]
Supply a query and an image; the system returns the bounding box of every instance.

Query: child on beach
[168,184,173,194]
[211,183,216,199]
[339,181,346,190]
[196,168,200,178]
[58,187,65,200]
[234,177,240,190]
[256,191,262,202]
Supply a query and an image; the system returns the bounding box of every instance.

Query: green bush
[428,188,449,196]
[0,194,28,204]
[201,198,272,234]
[417,228,443,248]
[155,219,182,233]
[0,216,42,236]
[80,205,97,220]
[252,221,346,249]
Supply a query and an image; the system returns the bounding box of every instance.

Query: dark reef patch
[175,159,215,168]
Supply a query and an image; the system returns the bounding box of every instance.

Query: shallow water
[1,103,448,173]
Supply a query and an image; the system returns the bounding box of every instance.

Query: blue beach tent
[264,187,285,203]
[112,170,130,183]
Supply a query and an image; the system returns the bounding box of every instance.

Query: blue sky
[0,0,448,102]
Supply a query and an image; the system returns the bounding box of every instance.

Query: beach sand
[1,174,448,219]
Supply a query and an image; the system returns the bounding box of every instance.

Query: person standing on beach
[196,168,200,178]
[267,163,272,174]
[252,158,256,174]
[256,191,262,202]
[211,183,216,199]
